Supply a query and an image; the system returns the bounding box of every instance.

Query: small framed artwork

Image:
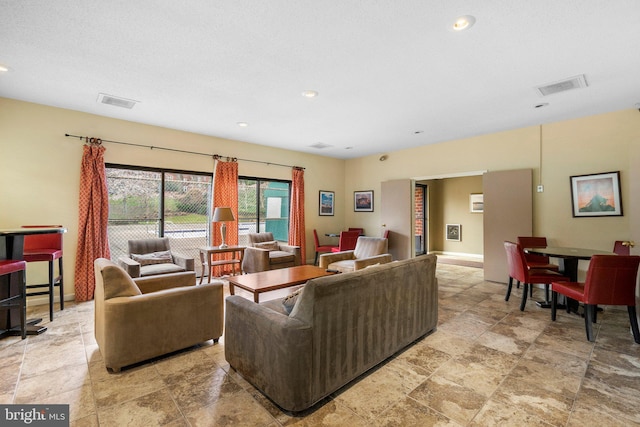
[319,190,335,216]
[470,193,484,213]
[570,171,622,217]
[354,190,374,212]
[446,224,461,241]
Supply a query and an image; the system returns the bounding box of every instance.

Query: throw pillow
[282,288,303,314]
[254,241,279,251]
[131,250,173,265]
[101,264,142,299]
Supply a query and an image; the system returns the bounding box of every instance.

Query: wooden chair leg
[628,306,640,344]
[48,261,54,321]
[584,304,595,342]
[505,277,513,301]
[520,283,528,311]
[551,291,558,321]
[58,257,64,311]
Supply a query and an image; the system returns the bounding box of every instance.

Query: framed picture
[570,171,623,217]
[354,190,374,212]
[319,190,335,216]
[470,193,484,213]
[446,224,461,241]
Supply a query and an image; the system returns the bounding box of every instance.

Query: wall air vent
[97,93,139,109]
[535,74,588,97]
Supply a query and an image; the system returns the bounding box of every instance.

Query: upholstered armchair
[319,236,392,273]
[241,232,302,274]
[119,237,195,278]
[94,258,223,372]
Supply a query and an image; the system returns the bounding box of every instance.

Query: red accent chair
[331,231,360,253]
[551,255,640,343]
[22,225,64,321]
[382,229,390,239]
[504,241,569,311]
[0,259,27,339]
[313,229,338,266]
[613,240,631,256]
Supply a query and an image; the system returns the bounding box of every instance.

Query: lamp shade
[212,207,235,222]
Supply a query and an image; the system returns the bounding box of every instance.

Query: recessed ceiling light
[237,122,249,127]
[452,15,476,31]
[0,65,9,72]
[301,90,318,98]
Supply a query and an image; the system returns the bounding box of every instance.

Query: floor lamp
[212,207,235,248]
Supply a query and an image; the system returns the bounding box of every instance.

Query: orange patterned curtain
[290,167,306,262]
[74,140,110,301]
[212,159,238,276]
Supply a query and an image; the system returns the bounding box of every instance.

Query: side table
[199,245,245,284]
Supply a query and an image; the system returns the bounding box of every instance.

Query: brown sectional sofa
[224,254,438,411]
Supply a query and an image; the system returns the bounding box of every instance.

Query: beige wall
[2,97,639,299]
[0,98,345,300]
[344,110,640,256]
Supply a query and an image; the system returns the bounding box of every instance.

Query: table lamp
[212,207,235,248]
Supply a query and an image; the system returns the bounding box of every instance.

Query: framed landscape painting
[319,190,335,216]
[354,190,374,212]
[570,171,622,217]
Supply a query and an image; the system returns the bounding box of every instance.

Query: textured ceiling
[1,1,639,159]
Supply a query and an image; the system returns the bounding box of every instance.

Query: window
[106,164,212,273]
[238,177,291,245]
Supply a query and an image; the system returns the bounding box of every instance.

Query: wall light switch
[537,185,544,193]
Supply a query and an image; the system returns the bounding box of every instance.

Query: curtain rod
[64,133,304,170]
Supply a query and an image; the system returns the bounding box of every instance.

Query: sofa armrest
[171,252,195,271]
[118,256,141,278]
[352,254,393,270]
[133,271,198,293]
[278,243,302,266]
[242,247,271,274]
[224,295,312,410]
[319,251,355,269]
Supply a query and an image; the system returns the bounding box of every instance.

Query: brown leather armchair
[319,236,392,273]
[241,232,301,274]
[119,237,194,278]
[94,258,223,372]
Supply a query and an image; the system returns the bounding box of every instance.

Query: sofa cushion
[101,263,142,299]
[140,263,186,277]
[281,288,303,314]
[254,241,280,251]
[131,250,173,265]
[269,251,296,265]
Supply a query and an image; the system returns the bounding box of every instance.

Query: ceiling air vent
[97,93,139,109]
[310,142,332,149]
[535,74,588,97]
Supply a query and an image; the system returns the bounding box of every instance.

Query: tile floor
[1,262,639,426]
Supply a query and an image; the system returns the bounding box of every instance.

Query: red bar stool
[0,260,27,339]
[22,225,64,321]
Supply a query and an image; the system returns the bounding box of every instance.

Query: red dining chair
[331,231,360,253]
[613,240,632,256]
[517,236,559,299]
[0,259,27,339]
[551,255,640,343]
[313,229,338,266]
[22,225,64,321]
[348,227,364,236]
[504,241,570,311]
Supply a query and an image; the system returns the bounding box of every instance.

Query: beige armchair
[94,258,223,372]
[241,232,301,274]
[319,236,392,273]
[119,237,194,278]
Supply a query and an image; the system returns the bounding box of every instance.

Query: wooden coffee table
[227,265,336,303]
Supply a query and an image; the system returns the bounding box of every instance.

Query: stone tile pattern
[1,263,639,426]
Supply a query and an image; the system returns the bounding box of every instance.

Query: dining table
[0,226,67,337]
[524,246,614,311]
